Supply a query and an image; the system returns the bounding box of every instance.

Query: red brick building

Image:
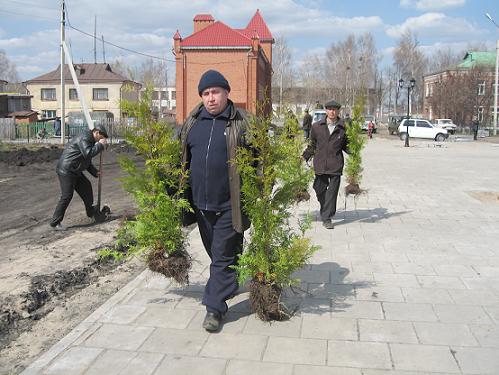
[174,10,274,124]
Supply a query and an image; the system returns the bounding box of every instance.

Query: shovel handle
[97,151,103,209]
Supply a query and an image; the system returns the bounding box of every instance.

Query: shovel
[94,151,111,223]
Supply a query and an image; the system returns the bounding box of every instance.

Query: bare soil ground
[0,143,143,374]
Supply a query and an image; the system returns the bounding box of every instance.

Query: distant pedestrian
[54,117,61,136]
[471,118,479,141]
[368,120,374,139]
[302,99,348,230]
[285,109,299,138]
[302,108,312,139]
[37,127,47,140]
[49,124,108,231]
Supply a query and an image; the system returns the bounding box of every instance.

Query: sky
[0,0,498,82]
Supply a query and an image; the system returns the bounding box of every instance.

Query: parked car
[398,119,448,142]
[433,118,457,134]
[389,115,405,135]
[362,115,377,133]
[311,109,326,124]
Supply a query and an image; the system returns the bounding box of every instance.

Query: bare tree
[0,49,20,82]
[272,36,293,115]
[393,30,428,115]
[429,66,494,126]
[110,58,169,87]
[297,53,327,109]
[323,33,379,115]
[427,47,462,75]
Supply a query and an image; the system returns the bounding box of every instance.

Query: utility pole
[485,13,499,136]
[60,0,66,144]
[101,35,106,63]
[94,16,97,64]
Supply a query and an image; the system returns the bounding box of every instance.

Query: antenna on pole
[60,0,66,144]
[94,15,97,64]
[102,35,106,63]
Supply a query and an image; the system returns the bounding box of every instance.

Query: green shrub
[233,107,317,319]
[344,97,365,193]
[114,87,192,283]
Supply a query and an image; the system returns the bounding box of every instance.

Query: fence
[0,118,175,144]
[0,118,16,140]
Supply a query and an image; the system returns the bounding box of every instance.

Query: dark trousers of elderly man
[313,174,341,224]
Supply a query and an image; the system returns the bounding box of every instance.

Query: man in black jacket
[179,70,250,332]
[302,108,312,139]
[49,124,108,231]
[302,100,348,229]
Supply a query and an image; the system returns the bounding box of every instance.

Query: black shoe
[87,205,98,218]
[202,311,222,332]
[322,220,334,229]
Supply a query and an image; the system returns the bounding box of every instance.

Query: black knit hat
[198,70,231,96]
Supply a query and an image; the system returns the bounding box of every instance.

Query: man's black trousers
[50,173,95,226]
[313,174,341,222]
[195,207,243,314]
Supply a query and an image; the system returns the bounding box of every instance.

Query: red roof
[245,10,273,41]
[193,14,214,21]
[181,21,251,47]
[180,10,273,48]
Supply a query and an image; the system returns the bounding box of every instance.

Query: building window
[152,91,159,100]
[41,88,56,101]
[478,81,485,96]
[93,88,108,101]
[171,90,176,100]
[69,88,78,101]
[425,83,432,97]
[478,106,484,122]
[42,110,56,119]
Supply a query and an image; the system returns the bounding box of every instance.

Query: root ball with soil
[146,249,191,285]
[249,278,286,321]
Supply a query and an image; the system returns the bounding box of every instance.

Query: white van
[433,119,457,134]
[312,110,326,124]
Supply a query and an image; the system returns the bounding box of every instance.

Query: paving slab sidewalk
[22,138,499,375]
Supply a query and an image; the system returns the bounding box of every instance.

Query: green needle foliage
[344,97,366,195]
[234,108,317,320]
[115,87,192,283]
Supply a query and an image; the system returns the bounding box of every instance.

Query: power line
[2,3,255,68]
[67,24,252,66]
[0,8,57,21]
[0,0,58,11]
[67,23,175,62]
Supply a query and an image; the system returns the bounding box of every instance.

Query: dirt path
[0,144,144,374]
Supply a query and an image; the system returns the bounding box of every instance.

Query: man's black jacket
[56,129,103,177]
[302,117,348,175]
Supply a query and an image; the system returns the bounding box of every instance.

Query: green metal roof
[457,51,496,69]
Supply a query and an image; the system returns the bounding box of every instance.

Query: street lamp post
[399,78,416,147]
[485,13,498,136]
